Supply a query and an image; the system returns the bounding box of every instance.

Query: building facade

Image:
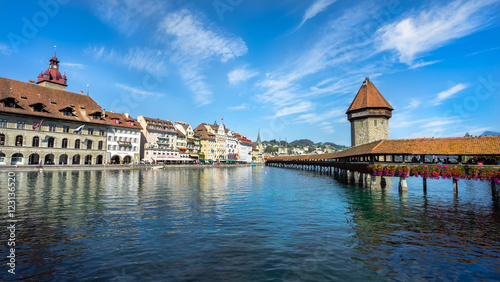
[137,116,182,164]
[106,112,142,164]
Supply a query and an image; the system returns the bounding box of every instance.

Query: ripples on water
[0,167,499,281]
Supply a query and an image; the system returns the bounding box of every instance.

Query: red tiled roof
[269,136,500,160]
[0,77,106,125]
[105,112,143,130]
[346,78,394,114]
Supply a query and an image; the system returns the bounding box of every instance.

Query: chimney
[80,90,84,94]
[29,79,35,84]
[125,112,129,118]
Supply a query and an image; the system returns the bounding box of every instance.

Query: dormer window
[92,114,101,120]
[59,107,74,117]
[127,121,134,126]
[112,118,119,124]
[1,97,21,109]
[30,102,48,113]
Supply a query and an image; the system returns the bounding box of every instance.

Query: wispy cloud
[404,99,420,110]
[85,46,167,74]
[161,9,247,63]
[434,83,468,105]
[60,62,86,69]
[377,0,498,64]
[0,43,11,55]
[227,66,259,85]
[115,83,165,97]
[274,101,314,118]
[94,0,166,36]
[159,9,248,105]
[466,46,500,56]
[296,108,344,124]
[409,60,443,69]
[228,103,248,111]
[297,0,337,30]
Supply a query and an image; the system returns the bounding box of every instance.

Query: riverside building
[105,111,142,164]
[137,115,182,164]
[0,54,112,166]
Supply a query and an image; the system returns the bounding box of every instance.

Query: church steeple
[36,48,67,91]
[257,129,262,145]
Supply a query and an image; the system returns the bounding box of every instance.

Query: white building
[106,112,142,164]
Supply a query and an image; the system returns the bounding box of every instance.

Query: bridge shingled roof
[269,136,500,160]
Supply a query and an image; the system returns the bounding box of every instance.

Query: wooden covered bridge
[266,136,500,197]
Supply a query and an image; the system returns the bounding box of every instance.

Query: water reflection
[0,168,499,281]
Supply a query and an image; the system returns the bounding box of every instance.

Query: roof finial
[87,84,89,96]
[54,45,57,57]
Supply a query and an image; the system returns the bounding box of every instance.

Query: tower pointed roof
[257,129,261,144]
[346,78,393,114]
[37,50,67,87]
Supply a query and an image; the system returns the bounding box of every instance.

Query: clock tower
[36,51,67,91]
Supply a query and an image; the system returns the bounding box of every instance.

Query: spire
[257,129,261,144]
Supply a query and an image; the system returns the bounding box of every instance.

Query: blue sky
[1,0,499,145]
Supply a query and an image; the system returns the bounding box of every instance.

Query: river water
[0,166,499,281]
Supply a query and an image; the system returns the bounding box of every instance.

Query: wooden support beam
[492,181,500,200]
[453,178,458,195]
[423,178,427,193]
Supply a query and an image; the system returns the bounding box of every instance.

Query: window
[108,136,112,141]
[48,137,55,148]
[62,138,68,148]
[92,114,100,120]
[63,126,70,133]
[98,141,103,150]
[63,110,72,116]
[88,128,94,135]
[99,130,105,136]
[112,118,119,124]
[17,121,25,129]
[0,119,6,127]
[31,103,45,112]
[87,140,93,150]
[119,137,122,141]
[3,98,17,108]
[75,139,81,149]
[0,134,5,146]
[15,135,23,146]
[114,136,117,141]
[32,136,39,147]
[49,124,56,132]
[112,145,116,150]
[128,121,134,126]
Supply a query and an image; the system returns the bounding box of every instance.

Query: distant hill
[323,142,348,150]
[480,131,500,136]
[290,139,314,146]
[289,139,348,150]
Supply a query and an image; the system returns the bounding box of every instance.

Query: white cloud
[159,9,248,105]
[296,108,344,124]
[377,0,498,64]
[228,66,259,85]
[85,46,167,74]
[60,62,85,69]
[297,0,337,29]
[161,9,247,63]
[409,60,443,69]
[404,99,420,110]
[274,101,314,118]
[0,43,11,55]
[228,103,248,111]
[95,0,166,35]
[434,83,468,105]
[420,119,462,128]
[115,83,165,97]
